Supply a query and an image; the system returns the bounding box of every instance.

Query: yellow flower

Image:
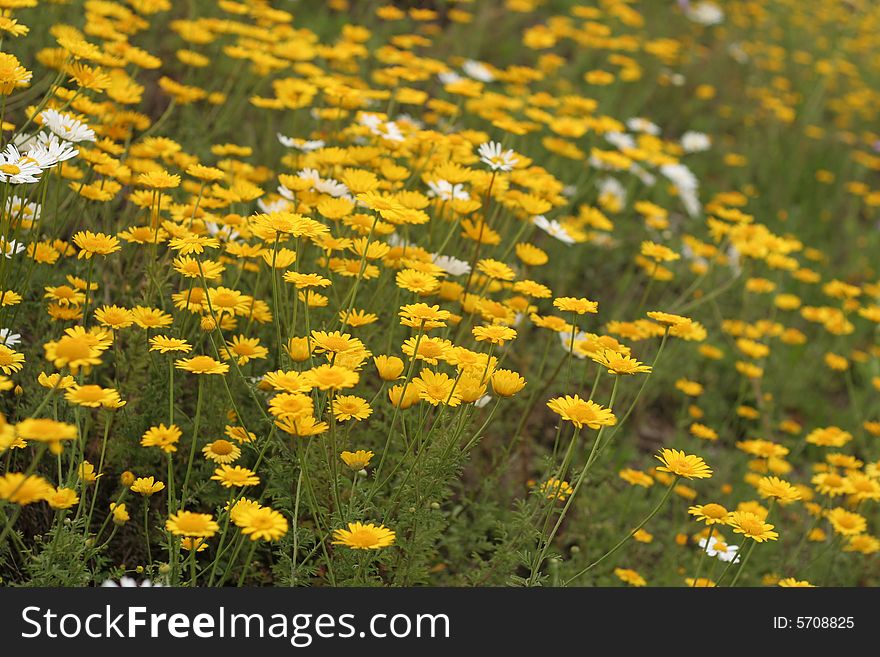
[304,364,359,390]
[175,355,230,375]
[412,369,462,407]
[46,487,79,510]
[547,395,616,429]
[64,384,125,409]
[0,472,53,505]
[78,461,101,485]
[553,296,599,314]
[202,439,241,464]
[166,510,219,538]
[373,355,404,380]
[729,511,778,542]
[110,502,130,525]
[472,324,517,344]
[332,522,396,549]
[341,450,374,471]
[688,503,730,525]
[778,578,815,587]
[332,395,372,421]
[130,477,165,496]
[211,465,260,488]
[756,476,802,505]
[15,418,77,455]
[490,369,526,397]
[614,567,647,587]
[72,231,121,258]
[237,506,289,542]
[140,424,182,453]
[826,507,867,536]
[655,449,713,480]
[592,350,651,375]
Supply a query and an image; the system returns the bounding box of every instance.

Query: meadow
[0,0,878,588]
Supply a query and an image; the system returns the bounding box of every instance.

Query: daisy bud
[373,354,404,381]
[286,337,311,362]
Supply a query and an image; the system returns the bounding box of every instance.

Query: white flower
[0,329,21,346]
[462,59,495,82]
[558,330,588,358]
[205,222,240,242]
[357,112,383,130]
[727,245,742,275]
[685,1,725,26]
[0,239,25,258]
[396,114,423,130]
[40,109,95,143]
[533,215,575,244]
[276,133,324,151]
[25,132,79,168]
[475,395,492,408]
[427,179,470,201]
[0,144,43,184]
[387,232,414,248]
[604,131,637,150]
[681,131,711,153]
[315,177,349,198]
[101,577,163,587]
[297,168,321,183]
[295,168,349,198]
[6,195,40,222]
[698,536,740,563]
[258,197,292,214]
[660,163,701,217]
[438,70,463,85]
[477,141,518,172]
[432,253,471,277]
[728,42,749,64]
[371,120,405,143]
[630,164,657,186]
[626,117,661,136]
[597,177,627,210]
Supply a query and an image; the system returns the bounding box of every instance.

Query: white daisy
[438,70,463,85]
[626,117,661,136]
[6,196,40,222]
[101,577,163,587]
[427,179,470,201]
[205,222,240,242]
[0,239,25,258]
[462,59,495,82]
[371,120,405,143]
[533,215,575,244]
[681,131,712,153]
[26,132,79,168]
[685,1,725,26]
[0,329,21,346]
[0,144,43,184]
[314,177,349,198]
[604,131,637,150]
[477,141,518,172]
[40,109,96,143]
[258,197,292,214]
[276,133,325,151]
[660,163,701,217]
[597,177,627,210]
[698,536,741,563]
[431,254,471,277]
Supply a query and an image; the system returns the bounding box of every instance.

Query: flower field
[0,0,878,588]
